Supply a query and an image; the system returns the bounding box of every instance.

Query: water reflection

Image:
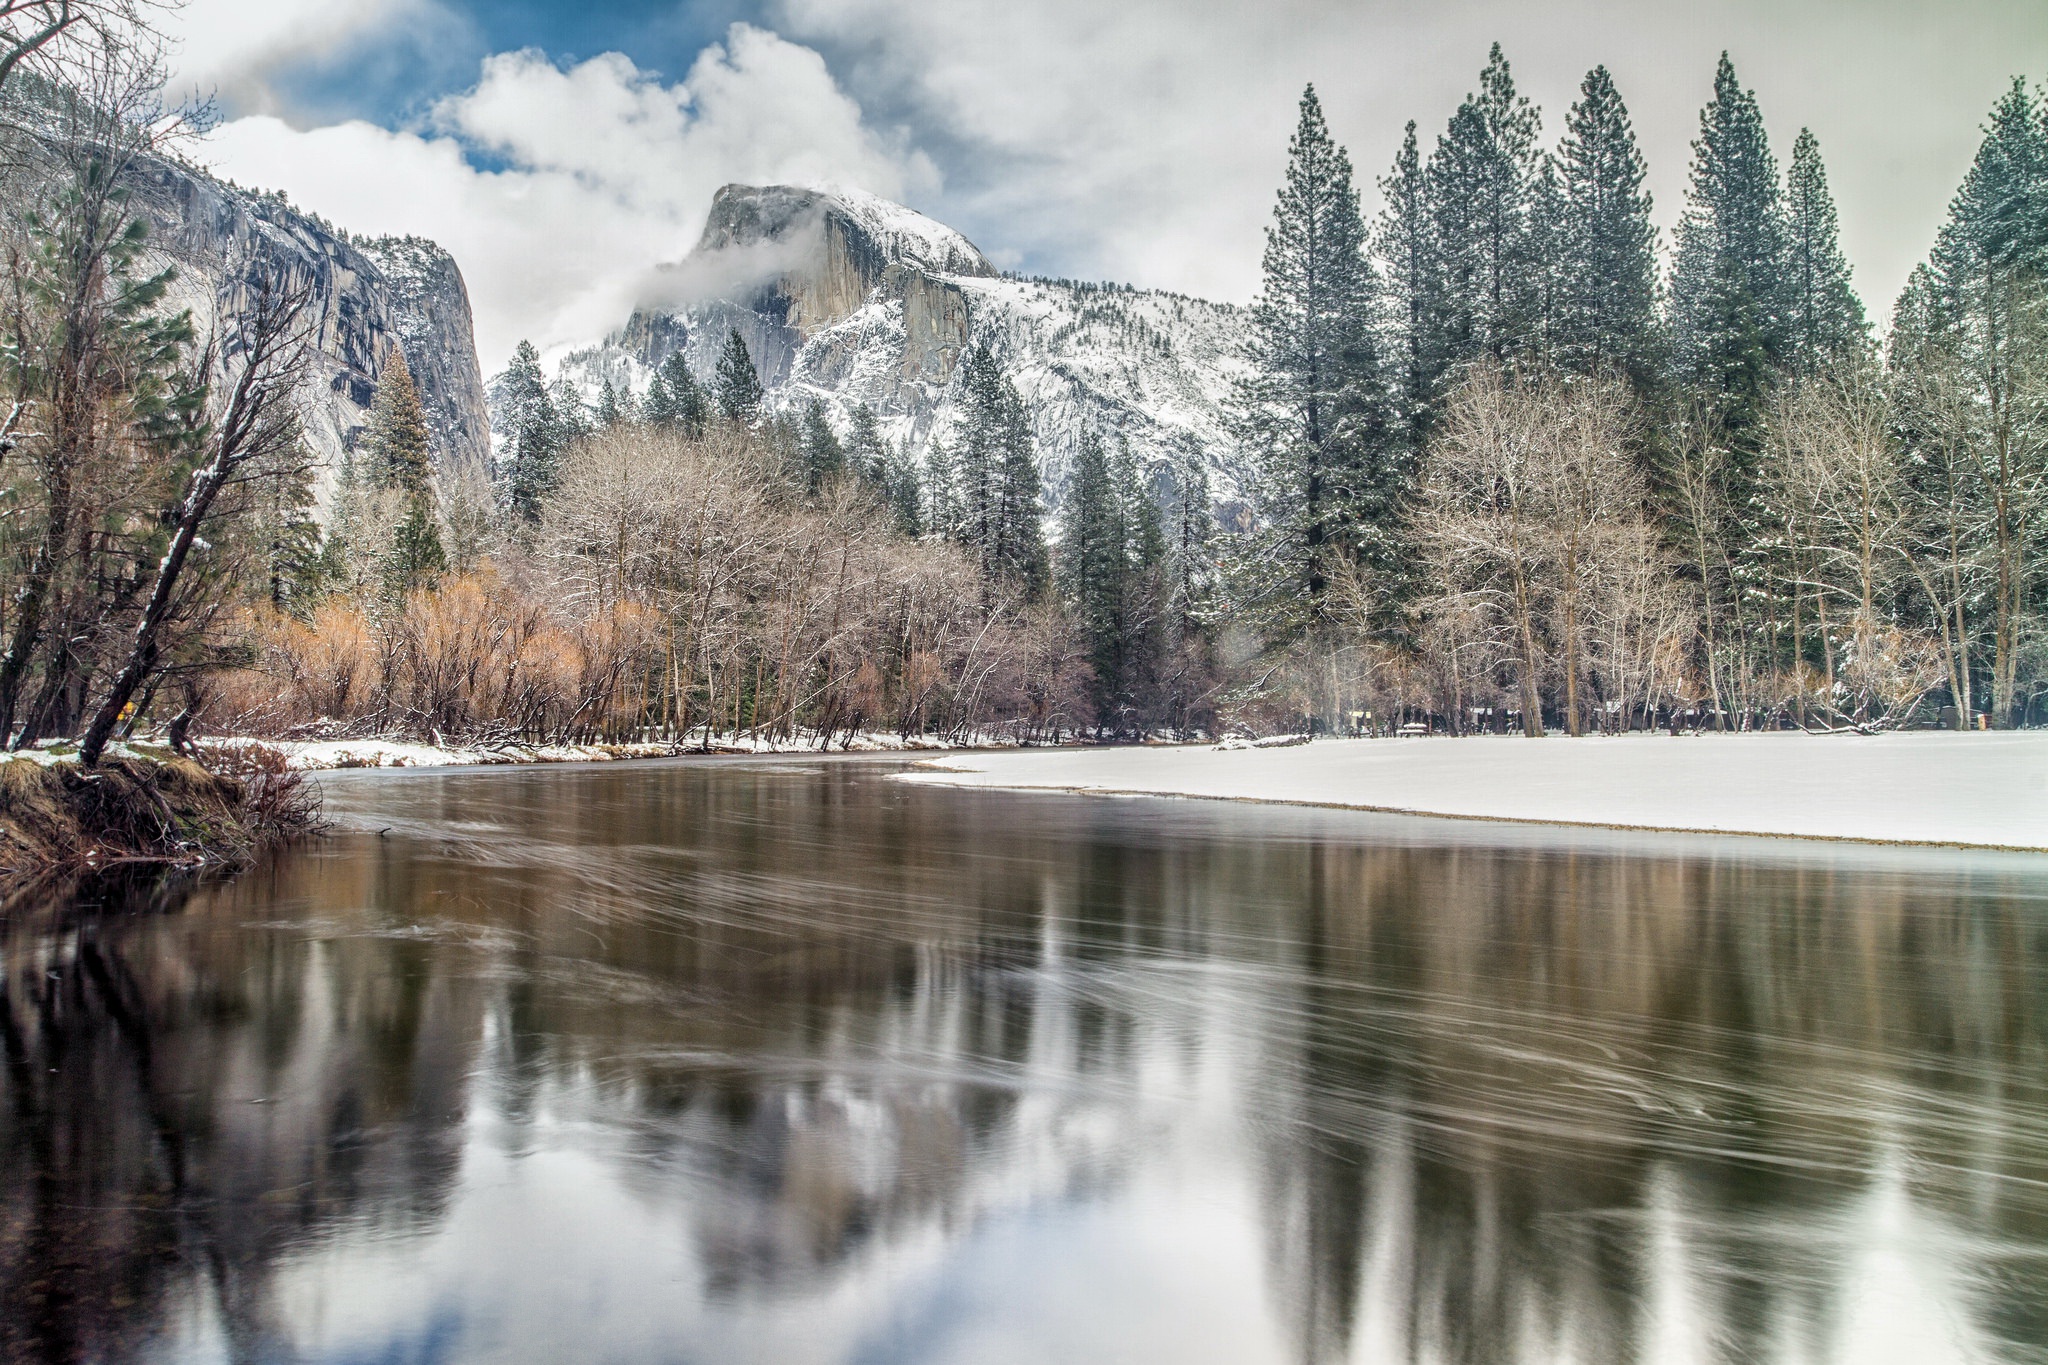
[3,757,2047,1364]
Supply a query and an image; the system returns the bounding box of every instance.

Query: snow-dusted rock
[555,183,1254,520]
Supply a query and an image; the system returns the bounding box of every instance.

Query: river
[3,756,2046,1363]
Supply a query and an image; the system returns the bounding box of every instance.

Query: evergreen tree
[1552,65,1662,387]
[1239,84,1389,625]
[1374,120,1444,450]
[1060,431,1165,731]
[884,439,923,538]
[596,377,635,428]
[386,492,447,599]
[923,438,958,539]
[549,377,591,448]
[1669,54,1792,424]
[361,350,447,597]
[1165,442,1215,637]
[1061,428,1131,723]
[644,351,709,435]
[1426,45,1545,364]
[715,328,763,423]
[1782,128,1869,374]
[845,404,889,485]
[799,401,845,494]
[497,340,560,523]
[365,349,433,496]
[994,379,1049,597]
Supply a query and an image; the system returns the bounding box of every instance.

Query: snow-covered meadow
[900,732,2048,850]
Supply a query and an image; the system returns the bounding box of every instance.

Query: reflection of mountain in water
[3,763,2047,1363]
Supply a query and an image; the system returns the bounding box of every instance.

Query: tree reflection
[1,762,2046,1364]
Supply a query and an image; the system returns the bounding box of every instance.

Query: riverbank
[899,731,2048,851]
[0,742,317,880]
[212,730,1029,771]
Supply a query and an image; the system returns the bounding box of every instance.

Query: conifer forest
[0,15,2044,754]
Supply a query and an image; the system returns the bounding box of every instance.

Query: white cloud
[196,24,934,368]
[773,0,2048,314]
[167,0,442,114]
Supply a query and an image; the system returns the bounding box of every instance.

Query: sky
[168,0,2048,370]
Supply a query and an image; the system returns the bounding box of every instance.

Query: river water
[3,756,2047,1364]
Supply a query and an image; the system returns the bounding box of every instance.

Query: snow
[897,732,2048,851]
[215,730,978,771]
[548,185,1253,521]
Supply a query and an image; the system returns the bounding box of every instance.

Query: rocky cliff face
[559,184,1250,517]
[126,155,491,496]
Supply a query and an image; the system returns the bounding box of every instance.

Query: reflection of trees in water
[7,762,2048,1365]
[1244,839,2048,1364]
[0,869,488,1362]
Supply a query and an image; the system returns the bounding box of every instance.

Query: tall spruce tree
[994,379,1049,597]
[799,401,845,494]
[1374,121,1444,450]
[1552,65,1662,388]
[497,340,561,522]
[1240,84,1388,624]
[645,351,710,435]
[1426,45,1545,365]
[1910,78,2048,726]
[365,349,433,496]
[948,344,1045,597]
[845,404,888,486]
[364,350,445,596]
[715,328,763,423]
[1062,429,1133,724]
[1782,128,1869,374]
[1669,54,1792,426]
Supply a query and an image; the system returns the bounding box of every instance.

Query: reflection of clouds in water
[5,763,2048,1364]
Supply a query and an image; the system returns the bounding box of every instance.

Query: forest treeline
[0,15,2040,757]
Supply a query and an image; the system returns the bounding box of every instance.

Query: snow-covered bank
[900,732,2048,851]
[211,731,972,771]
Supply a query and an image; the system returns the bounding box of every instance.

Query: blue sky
[172,0,2048,367]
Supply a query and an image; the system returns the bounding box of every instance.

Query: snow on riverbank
[209,731,971,771]
[900,732,2048,850]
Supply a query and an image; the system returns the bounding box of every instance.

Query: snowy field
[900,732,2048,851]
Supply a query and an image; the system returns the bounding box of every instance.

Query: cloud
[196,24,934,368]
[771,0,2048,313]
[166,0,450,114]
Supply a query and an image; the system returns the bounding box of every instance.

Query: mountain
[126,154,491,495]
[557,184,1253,518]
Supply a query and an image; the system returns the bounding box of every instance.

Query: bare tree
[80,269,312,763]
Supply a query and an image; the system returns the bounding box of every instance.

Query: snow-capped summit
[556,184,1252,517]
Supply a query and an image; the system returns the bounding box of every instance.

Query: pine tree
[1426,45,1545,365]
[1240,84,1389,625]
[923,439,957,539]
[715,328,763,423]
[645,351,709,435]
[549,377,591,449]
[994,380,1049,597]
[497,340,560,523]
[361,350,447,597]
[596,377,634,428]
[885,439,923,538]
[1166,443,1214,637]
[1061,428,1130,723]
[1374,121,1444,450]
[1669,54,1792,406]
[845,404,889,486]
[365,349,433,496]
[1552,65,1662,387]
[1782,128,1869,374]
[386,492,447,599]
[799,401,845,494]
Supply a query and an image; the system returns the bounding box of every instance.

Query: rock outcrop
[125,155,491,496]
[559,184,1251,516]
